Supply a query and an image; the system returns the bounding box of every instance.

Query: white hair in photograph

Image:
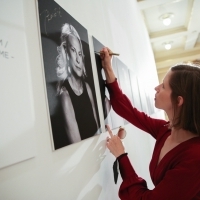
[56,23,87,94]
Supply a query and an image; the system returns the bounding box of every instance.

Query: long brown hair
[169,63,200,135]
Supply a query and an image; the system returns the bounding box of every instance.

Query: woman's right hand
[100,47,112,71]
[100,47,116,83]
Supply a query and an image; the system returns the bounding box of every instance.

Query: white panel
[0,0,36,169]
[185,31,199,50]
[188,0,200,31]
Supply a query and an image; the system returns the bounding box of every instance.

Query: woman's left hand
[106,125,125,158]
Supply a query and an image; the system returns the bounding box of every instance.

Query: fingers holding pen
[99,47,116,84]
[100,47,112,58]
[106,47,113,55]
[100,47,112,71]
[99,49,105,59]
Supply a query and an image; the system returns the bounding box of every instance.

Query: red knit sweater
[107,80,200,200]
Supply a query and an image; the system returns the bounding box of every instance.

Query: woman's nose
[154,85,159,91]
[76,53,80,64]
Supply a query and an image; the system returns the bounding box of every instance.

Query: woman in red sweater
[100,47,200,199]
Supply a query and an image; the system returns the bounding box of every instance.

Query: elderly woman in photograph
[56,23,99,144]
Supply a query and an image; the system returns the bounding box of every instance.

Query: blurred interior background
[137,0,200,83]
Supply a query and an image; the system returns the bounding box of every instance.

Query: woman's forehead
[164,70,172,81]
[67,35,81,48]
[162,70,173,86]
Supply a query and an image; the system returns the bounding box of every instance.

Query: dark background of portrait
[92,37,107,119]
[38,0,100,149]
[92,36,124,129]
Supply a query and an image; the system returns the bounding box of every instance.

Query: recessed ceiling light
[163,18,171,26]
[163,42,173,50]
[159,13,174,26]
[165,43,171,50]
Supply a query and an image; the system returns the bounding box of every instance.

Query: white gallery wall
[0,0,165,199]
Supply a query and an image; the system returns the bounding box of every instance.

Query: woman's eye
[71,48,75,52]
[79,52,82,57]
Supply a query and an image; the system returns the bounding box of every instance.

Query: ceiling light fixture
[159,13,174,26]
[163,41,173,50]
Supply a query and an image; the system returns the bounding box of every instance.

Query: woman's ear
[177,96,184,106]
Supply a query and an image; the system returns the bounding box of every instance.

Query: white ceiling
[137,0,200,75]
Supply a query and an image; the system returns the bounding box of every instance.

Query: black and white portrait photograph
[38,0,100,150]
[92,36,124,129]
